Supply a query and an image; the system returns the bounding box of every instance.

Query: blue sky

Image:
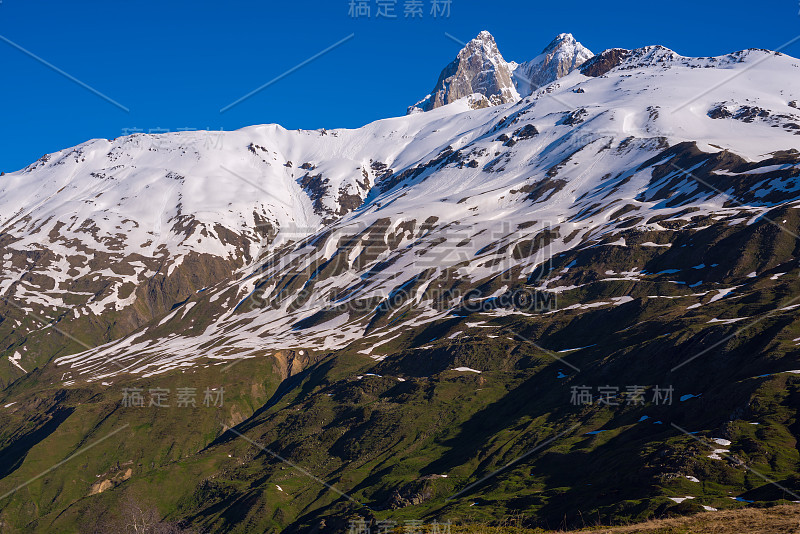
[1,0,799,172]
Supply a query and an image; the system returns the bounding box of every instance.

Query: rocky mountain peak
[474,29,495,43]
[512,33,593,96]
[543,32,580,53]
[407,30,519,114]
[409,31,593,114]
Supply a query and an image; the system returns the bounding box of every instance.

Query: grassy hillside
[1,220,800,532]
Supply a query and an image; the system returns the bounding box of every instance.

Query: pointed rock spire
[512,33,593,96]
[408,31,519,114]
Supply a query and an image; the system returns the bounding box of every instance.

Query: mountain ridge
[408,30,593,114]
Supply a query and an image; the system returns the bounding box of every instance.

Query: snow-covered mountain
[32,41,800,381]
[1,30,800,382]
[408,31,520,114]
[5,30,800,534]
[408,31,593,114]
[512,33,594,96]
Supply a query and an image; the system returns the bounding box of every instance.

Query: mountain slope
[0,107,487,381]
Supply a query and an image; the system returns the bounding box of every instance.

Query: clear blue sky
[1,0,799,172]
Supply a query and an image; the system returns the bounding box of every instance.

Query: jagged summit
[408,31,593,114]
[544,33,579,53]
[513,33,593,96]
[409,30,799,115]
[408,30,519,114]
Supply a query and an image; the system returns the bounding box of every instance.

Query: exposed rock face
[579,48,632,77]
[580,45,737,78]
[408,31,520,113]
[512,33,593,95]
[89,467,132,495]
[409,31,593,114]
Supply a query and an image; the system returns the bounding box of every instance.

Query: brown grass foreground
[440,504,800,534]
